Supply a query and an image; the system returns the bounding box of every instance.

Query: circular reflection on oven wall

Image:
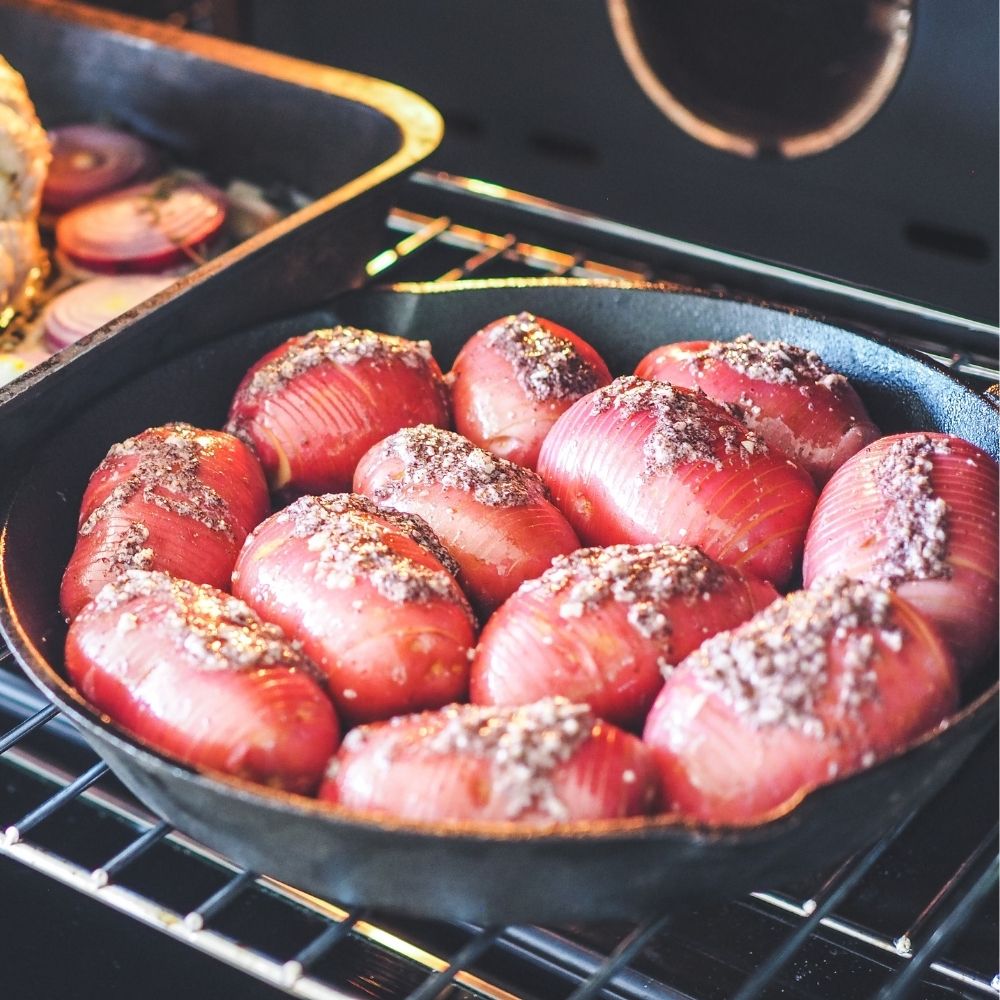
[607,0,914,158]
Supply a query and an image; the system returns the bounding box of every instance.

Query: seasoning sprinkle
[92,570,311,675]
[79,424,234,539]
[696,334,848,390]
[687,577,901,737]
[485,312,602,401]
[345,697,595,821]
[279,493,463,606]
[238,327,436,400]
[369,425,547,507]
[591,376,765,475]
[873,434,951,586]
[522,543,726,640]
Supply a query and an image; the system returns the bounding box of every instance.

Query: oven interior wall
[244,0,998,323]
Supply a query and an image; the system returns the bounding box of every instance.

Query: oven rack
[1,172,997,1000]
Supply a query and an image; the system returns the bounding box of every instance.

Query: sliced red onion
[43,274,174,351]
[43,124,157,213]
[55,178,227,274]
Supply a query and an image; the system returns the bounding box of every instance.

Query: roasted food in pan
[354,424,581,615]
[0,0,443,397]
[804,431,999,668]
[538,375,818,588]
[470,543,777,728]
[66,570,339,793]
[321,697,660,823]
[227,327,451,497]
[55,177,228,276]
[0,55,48,322]
[54,305,997,830]
[644,577,959,825]
[60,422,269,621]
[636,335,881,483]
[3,280,997,922]
[234,493,476,725]
[449,311,613,470]
[43,123,158,213]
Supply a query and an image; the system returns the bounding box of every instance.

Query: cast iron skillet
[1,279,996,924]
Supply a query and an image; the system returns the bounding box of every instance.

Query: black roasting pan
[0,0,441,464]
[1,279,996,924]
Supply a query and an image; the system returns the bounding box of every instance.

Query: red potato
[60,423,269,622]
[450,311,612,470]
[320,697,661,824]
[471,544,778,728]
[635,336,880,484]
[232,493,476,725]
[55,177,226,273]
[804,432,999,670]
[353,425,581,615]
[643,578,958,825]
[537,376,817,589]
[66,571,339,793]
[226,327,450,497]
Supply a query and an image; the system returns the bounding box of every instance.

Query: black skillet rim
[0,276,996,847]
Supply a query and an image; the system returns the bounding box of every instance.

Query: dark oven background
[97,0,998,322]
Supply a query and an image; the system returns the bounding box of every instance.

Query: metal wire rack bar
[878,860,1000,1000]
[411,172,999,357]
[184,868,258,931]
[405,927,503,1000]
[563,916,673,1000]
[93,819,173,886]
[4,759,108,844]
[0,734,524,1000]
[383,192,1000,384]
[893,823,1000,956]
[0,701,57,754]
[732,812,920,1000]
[282,910,368,986]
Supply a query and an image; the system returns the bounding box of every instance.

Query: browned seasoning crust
[90,570,313,676]
[521,543,727,640]
[485,312,604,401]
[273,493,468,608]
[369,424,549,508]
[687,578,901,739]
[340,698,596,821]
[872,434,951,586]
[692,334,849,392]
[592,376,766,475]
[234,326,438,402]
[80,423,235,542]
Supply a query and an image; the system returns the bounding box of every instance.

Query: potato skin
[643,582,958,825]
[226,327,450,497]
[451,312,612,470]
[66,571,339,794]
[233,494,475,725]
[60,423,269,622]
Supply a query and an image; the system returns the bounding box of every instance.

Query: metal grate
[1,173,997,1000]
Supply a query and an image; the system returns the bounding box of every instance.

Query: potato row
[60,315,998,826]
